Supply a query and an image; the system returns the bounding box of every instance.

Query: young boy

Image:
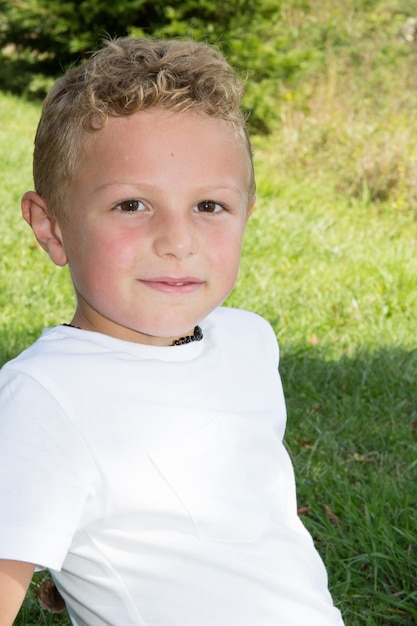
[0,37,344,625]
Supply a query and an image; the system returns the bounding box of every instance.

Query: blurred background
[1,2,416,624]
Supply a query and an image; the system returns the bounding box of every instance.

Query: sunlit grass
[232,170,417,355]
[0,93,74,364]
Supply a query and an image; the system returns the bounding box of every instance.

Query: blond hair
[33,37,255,217]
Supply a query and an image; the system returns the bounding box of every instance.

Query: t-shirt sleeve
[0,367,99,570]
[258,315,280,367]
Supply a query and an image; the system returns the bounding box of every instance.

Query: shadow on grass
[3,333,416,625]
[280,344,417,625]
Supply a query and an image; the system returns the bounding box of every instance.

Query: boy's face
[53,108,254,345]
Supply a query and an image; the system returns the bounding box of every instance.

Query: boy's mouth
[139,277,204,294]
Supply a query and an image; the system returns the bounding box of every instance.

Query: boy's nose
[153,212,198,260]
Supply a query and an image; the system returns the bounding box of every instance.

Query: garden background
[0,0,416,624]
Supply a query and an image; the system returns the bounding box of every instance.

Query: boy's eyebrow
[93,180,160,194]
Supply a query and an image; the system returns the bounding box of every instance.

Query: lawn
[1,11,417,623]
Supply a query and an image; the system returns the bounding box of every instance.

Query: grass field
[1,6,417,623]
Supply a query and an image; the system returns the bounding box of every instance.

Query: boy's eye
[115,199,145,213]
[195,200,224,213]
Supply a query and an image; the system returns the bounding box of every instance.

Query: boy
[0,37,344,625]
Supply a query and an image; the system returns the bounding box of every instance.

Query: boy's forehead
[78,109,252,188]
[92,109,245,146]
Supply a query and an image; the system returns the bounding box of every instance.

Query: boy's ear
[21,191,68,267]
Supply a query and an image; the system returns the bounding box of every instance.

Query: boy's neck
[62,323,203,346]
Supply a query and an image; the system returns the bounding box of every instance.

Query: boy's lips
[139,277,204,294]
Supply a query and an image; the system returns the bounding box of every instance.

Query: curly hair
[33,37,255,218]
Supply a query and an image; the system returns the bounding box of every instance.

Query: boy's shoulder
[210,306,275,335]
[1,326,89,373]
[208,307,279,361]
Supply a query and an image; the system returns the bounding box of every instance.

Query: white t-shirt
[0,307,344,626]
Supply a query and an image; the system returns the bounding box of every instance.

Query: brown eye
[195,200,223,213]
[116,200,145,213]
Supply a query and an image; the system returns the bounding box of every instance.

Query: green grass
[0,93,74,366]
[1,6,417,622]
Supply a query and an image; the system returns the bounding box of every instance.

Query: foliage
[2,0,415,130]
[0,0,269,58]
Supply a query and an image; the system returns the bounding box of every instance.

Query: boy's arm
[0,560,35,626]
